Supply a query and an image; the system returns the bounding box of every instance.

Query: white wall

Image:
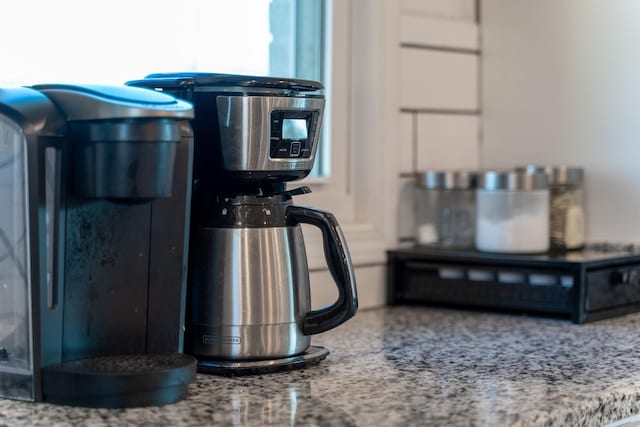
[482,0,640,242]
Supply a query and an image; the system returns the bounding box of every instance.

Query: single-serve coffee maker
[0,84,197,407]
[128,73,358,374]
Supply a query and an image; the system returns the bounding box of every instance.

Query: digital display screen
[282,119,308,140]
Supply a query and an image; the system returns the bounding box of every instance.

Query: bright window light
[0,0,322,85]
[0,0,328,177]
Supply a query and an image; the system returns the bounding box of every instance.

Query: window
[0,0,328,175]
[271,0,329,177]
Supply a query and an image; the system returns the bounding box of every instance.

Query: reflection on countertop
[3,305,640,426]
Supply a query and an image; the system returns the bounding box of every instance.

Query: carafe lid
[32,84,194,120]
[126,72,323,93]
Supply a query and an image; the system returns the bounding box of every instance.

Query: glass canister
[415,170,477,248]
[475,169,550,253]
[518,166,585,251]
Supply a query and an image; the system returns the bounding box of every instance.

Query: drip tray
[42,353,197,408]
[197,345,330,376]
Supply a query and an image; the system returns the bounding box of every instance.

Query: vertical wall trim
[345,0,354,194]
[412,112,418,173]
[477,0,483,168]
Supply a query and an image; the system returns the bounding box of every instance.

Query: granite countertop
[3,306,640,426]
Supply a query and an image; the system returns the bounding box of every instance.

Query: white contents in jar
[475,190,549,253]
[417,223,438,244]
[476,213,549,252]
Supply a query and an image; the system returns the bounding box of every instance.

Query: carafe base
[196,345,329,376]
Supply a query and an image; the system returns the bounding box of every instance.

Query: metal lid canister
[415,170,477,249]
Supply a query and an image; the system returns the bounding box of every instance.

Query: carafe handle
[287,205,358,335]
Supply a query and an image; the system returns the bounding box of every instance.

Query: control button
[300,145,312,158]
[273,142,290,158]
[290,142,301,156]
[271,112,282,138]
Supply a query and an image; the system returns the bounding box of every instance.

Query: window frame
[300,0,400,271]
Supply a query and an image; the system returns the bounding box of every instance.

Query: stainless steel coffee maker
[128,73,358,374]
[0,84,197,406]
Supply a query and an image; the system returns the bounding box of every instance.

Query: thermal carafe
[0,84,197,407]
[128,73,358,370]
[189,192,356,361]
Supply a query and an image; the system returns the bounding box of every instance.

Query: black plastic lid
[34,84,181,105]
[32,84,194,120]
[127,72,323,92]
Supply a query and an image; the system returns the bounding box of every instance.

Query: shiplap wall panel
[416,114,479,170]
[393,0,480,247]
[401,15,479,50]
[400,49,478,110]
[400,0,476,21]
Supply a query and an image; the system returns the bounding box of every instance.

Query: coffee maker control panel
[270,110,319,159]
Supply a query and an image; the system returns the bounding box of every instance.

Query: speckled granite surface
[3,306,640,426]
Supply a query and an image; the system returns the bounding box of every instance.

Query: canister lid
[416,170,477,190]
[516,165,584,186]
[477,169,548,191]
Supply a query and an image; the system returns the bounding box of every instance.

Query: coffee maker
[128,73,358,374]
[0,84,197,406]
